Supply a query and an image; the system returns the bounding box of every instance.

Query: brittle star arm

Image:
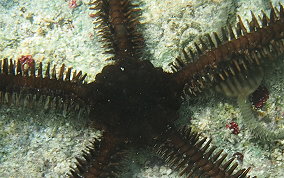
[89,0,144,60]
[154,125,253,177]
[172,4,284,96]
[0,58,90,112]
[69,131,127,177]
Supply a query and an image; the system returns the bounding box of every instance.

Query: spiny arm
[0,58,90,112]
[154,126,254,177]
[69,131,127,177]
[89,0,144,60]
[171,4,284,97]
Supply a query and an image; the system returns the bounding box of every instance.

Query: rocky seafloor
[0,0,284,177]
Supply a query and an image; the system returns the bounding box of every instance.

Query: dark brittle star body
[89,59,182,142]
[1,0,284,177]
